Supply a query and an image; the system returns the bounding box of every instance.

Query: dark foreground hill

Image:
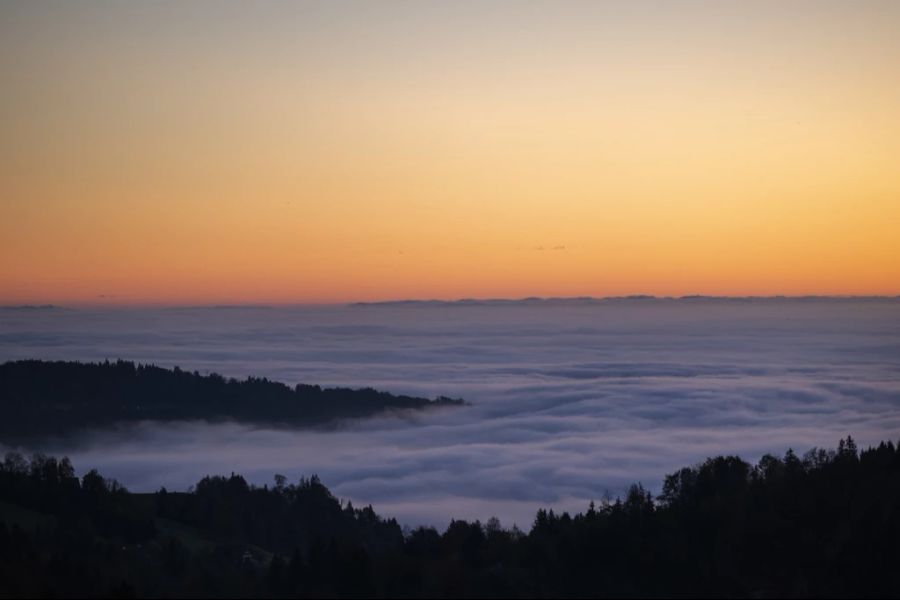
[1,436,898,598]
[0,360,464,441]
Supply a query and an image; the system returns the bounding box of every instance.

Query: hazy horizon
[4,293,900,310]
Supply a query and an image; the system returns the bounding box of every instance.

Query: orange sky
[1,1,899,304]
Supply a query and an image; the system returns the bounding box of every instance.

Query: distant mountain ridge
[0,304,65,310]
[4,297,899,311]
[351,295,900,307]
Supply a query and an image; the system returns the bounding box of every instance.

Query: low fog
[2,299,899,527]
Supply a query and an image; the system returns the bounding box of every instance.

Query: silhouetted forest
[1,436,897,598]
[0,360,464,441]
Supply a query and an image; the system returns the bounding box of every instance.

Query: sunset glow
[2,1,899,304]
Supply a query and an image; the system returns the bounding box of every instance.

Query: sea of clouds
[2,298,899,528]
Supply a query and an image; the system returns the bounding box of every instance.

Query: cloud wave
[2,299,899,527]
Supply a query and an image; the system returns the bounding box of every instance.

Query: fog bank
[2,299,898,527]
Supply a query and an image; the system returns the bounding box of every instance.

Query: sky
[2,1,899,304]
[2,299,899,526]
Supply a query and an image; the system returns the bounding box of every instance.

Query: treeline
[0,360,464,441]
[1,436,898,598]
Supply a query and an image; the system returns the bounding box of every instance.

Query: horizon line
[4,294,900,311]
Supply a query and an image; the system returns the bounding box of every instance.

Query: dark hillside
[0,360,464,441]
[1,437,898,597]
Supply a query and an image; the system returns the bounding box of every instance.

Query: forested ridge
[0,360,464,441]
[1,436,898,598]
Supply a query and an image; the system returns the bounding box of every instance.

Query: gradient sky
[2,0,899,304]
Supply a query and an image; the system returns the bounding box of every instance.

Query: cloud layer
[2,300,899,527]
